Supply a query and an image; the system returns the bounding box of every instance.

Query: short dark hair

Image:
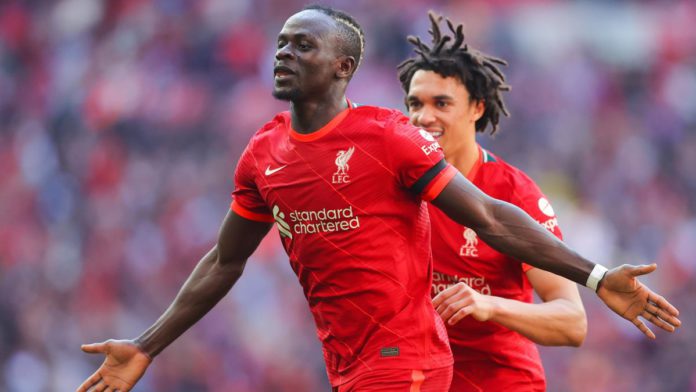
[398,11,510,134]
[303,4,365,75]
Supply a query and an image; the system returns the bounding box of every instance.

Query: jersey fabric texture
[428,146,563,392]
[232,103,456,387]
[332,366,453,392]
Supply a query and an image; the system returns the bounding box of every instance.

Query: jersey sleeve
[385,114,457,201]
[230,141,274,223]
[511,175,563,272]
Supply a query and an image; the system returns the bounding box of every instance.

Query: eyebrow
[277,32,314,41]
[407,94,454,101]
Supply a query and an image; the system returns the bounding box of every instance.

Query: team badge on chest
[332,146,355,184]
[459,227,479,257]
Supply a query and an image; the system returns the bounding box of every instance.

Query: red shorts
[450,365,546,392]
[332,367,453,392]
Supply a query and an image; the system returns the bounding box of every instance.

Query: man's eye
[408,101,421,109]
[298,43,311,50]
[436,101,448,108]
[277,41,286,49]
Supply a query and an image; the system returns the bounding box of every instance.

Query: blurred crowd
[1,0,694,391]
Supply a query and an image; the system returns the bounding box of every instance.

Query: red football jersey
[232,102,456,386]
[428,146,563,392]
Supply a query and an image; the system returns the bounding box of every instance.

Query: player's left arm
[430,172,681,338]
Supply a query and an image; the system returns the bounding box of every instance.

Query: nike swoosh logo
[265,165,287,176]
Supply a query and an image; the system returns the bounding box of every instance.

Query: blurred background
[1,0,695,390]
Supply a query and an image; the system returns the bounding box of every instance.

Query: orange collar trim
[288,99,352,142]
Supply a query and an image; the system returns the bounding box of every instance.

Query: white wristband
[586,264,609,292]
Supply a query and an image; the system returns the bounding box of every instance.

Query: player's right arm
[430,173,680,339]
[77,212,272,392]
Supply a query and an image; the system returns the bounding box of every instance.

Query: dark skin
[431,175,679,339]
[272,11,355,133]
[78,10,680,392]
[78,213,271,392]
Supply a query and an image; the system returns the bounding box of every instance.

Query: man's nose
[275,44,294,60]
[414,107,436,127]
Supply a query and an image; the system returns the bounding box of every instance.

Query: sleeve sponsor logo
[538,217,559,232]
[419,129,435,142]
[536,197,558,232]
[421,142,441,156]
[417,129,441,155]
[538,197,555,217]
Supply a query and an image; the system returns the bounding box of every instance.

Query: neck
[290,91,348,134]
[445,136,480,178]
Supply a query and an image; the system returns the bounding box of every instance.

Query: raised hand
[597,264,681,339]
[77,339,152,392]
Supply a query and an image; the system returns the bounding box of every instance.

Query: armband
[586,264,608,292]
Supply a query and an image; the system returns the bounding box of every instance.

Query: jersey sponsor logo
[272,205,293,239]
[459,228,479,257]
[332,146,355,184]
[278,205,361,235]
[265,164,287,176]
[538,197,555,217]
[432,272,491,296]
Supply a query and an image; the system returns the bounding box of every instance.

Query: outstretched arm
[77,210,272,392]
[134,211,271,357]
[431,174,594,283]
[430,173,680,338]
[433,268,586,346]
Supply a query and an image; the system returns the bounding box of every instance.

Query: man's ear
[336,55,357,79]
[473,99,485,122]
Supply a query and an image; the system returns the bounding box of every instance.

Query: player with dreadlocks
[77,6,679,392]
[398,12,587,390]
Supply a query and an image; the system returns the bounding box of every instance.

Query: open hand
[597,264,681,339]
[77,339,152,392]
